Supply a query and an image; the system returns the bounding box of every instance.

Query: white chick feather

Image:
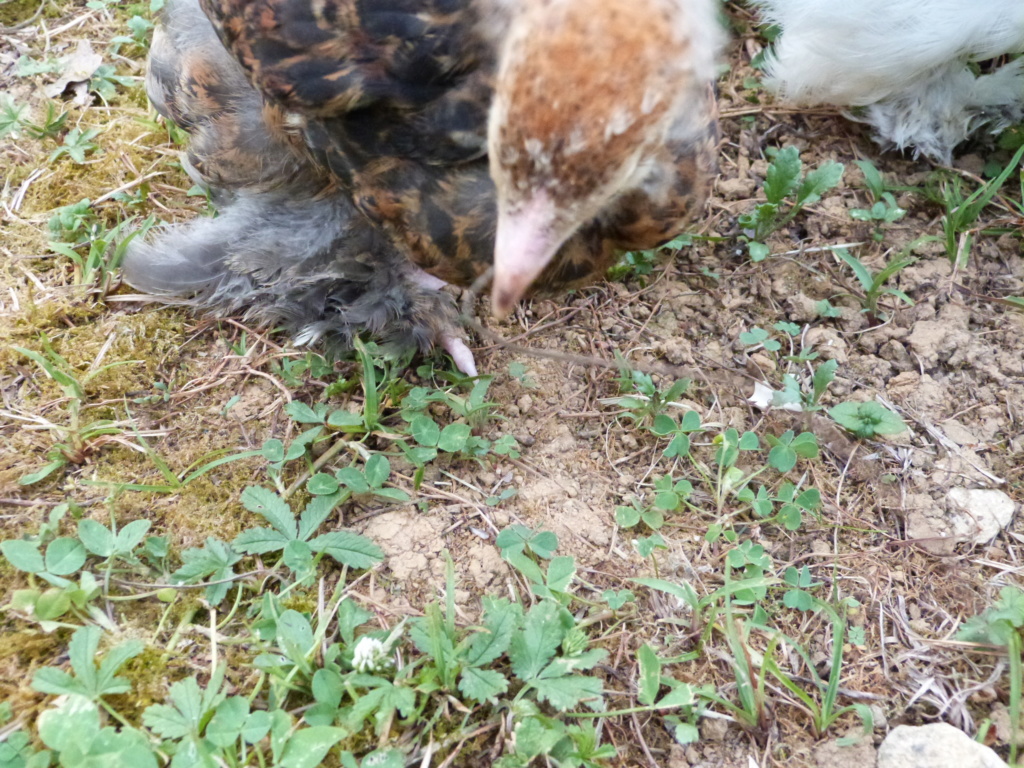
[750,0,1024,162]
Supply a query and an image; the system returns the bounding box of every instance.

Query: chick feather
[750,0,1024,162]
[124,0,468,369]
[124,0,721,370]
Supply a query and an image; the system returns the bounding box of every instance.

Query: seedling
[850,159,906,239]
[850,190,905,225]
[109,16,153,55]
[271,352,335,387]
[608,245,658,281]
[850,192,906,234]
[833,246,916,318]
[854,159,888,202]
[15,55,63,77]
[49,126,102,163]
[610,365,691,426]
[50,214,155,288]
[49,199,97,243]
[958,586,1024,765]
[403,376,500,428]
[608,235,693,282]
[816,298,843,318]
[25,101,71,139]
[739,326,781,353]
[1,501,172,627]
[761,597,873,739]
[733,480,821,532]
[829,400,908,439]
[652,408,704,459]
[739,322,818,365]
[746,354,839,415]
[32,625,144,706]
[10,339,142,485]
[170,538,244,606]
[939,143,1024,266]
[231,485,384,586]
[89,64,136,102]
[508,361,538,388]
[0,95,27,137]
[738,146,845,261]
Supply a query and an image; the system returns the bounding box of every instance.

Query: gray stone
[947,488,1016,544]
[878,723,1007,768]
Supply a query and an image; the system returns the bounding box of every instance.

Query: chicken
[124,0,477,372]
[750,0,1024,162]
[124,0,721,372]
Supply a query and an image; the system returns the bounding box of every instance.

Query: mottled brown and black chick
[124,0,476,371]
[126,0,721,373]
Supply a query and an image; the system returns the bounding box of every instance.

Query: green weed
[828,400,908,440]
[608,365,691,427]
[110,15,153,55]
[49,214,156,289]
[938,144,1024,266]
[958,586,1024,765]
[9,338,143,486]
[738,146,845,261]
[849,159,907,239]
[48,127,102,164]
[0,95,28,137]
[833,246,916,318]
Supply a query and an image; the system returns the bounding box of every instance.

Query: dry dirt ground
[2,2,1023,767]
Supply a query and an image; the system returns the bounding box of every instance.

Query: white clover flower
[352,636,392,672]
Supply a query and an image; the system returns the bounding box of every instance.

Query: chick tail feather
[122,191,461,363]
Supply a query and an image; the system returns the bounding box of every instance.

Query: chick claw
[411,267,478,377]
[441,335,478,377]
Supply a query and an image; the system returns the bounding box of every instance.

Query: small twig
[93,171,165,205]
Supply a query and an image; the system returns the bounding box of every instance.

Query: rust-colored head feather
[487,0,721,315]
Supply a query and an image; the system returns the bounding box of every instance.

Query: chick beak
[491,195,565,320]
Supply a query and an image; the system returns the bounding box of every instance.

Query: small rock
[716,176,757,199]
[805,327,849,363]
[519,477,569,503]
[954,153,985,175]
[904,493,956,555]
[878,723,1007,768]
[749,352,777,375]
[880,340,913,371]
[667,744,690,767]
[909,618,930,635]
[941,420,980,447]
[811,540,831,556]
[990,704,1024,748]
[699,716,730,742]
[906,321,950,367]
[947,488,1016,544]
[539,424,576,455]
[785,292,822,322]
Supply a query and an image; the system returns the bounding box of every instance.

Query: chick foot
[410,267,478,377]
